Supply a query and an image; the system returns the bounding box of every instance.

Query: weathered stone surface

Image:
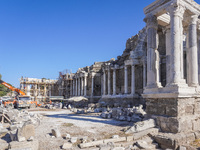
[65,133,70,139]
[154,135,175,149]
[9,140,39,150]
[112,135,119,139]
[178,146,187,150]
[136,140,150,149]
[17,124,35,140]
[125,119,155,134]
[112,147,125,150]
[0,127,8,136]
[79,140,104,148]
[0,139,9,150]
[132,128,159,140]
[103,137,126,144]
[62,142,73,149]
[70,137,77,143]
[18,136,26,142]
[51,128,61,138]
[10,129,18,141]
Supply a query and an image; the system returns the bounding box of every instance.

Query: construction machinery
[0,79,37,108]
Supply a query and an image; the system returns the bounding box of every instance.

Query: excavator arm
[0,79,25,95]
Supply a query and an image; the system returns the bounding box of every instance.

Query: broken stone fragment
[80,136,88,143]
[0,139,9,150]
[65,133,70,139]
[112,147,125,150]
[62,142,73,149]
[51,128,61,138]
[10,129,18,141]
[125,119,156,134]
[70,137,78,143]
[17,124,35,140]
[27,136,34,141]
[18,136,26,142]
[112,135,119,139]
[136,140,149,149]
[0,127,8,136]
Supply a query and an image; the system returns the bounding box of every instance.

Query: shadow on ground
[45,113,133,127]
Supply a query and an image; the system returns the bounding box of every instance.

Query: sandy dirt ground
[29,108,133,150]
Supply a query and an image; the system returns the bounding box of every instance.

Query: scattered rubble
[0,106,41,150]
[99,105,146,122]
[52,128,61,138]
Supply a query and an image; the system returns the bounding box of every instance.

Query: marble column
[131,65,135,95]
[124,66,128,94]
[70,80,73,97]
[103,69,106,95]
[76,78,78,96]
[34,84,37,97]
[78,78,80,96]
[107,68,111,95]
[187,15,198,87]
[165,26,172,85]
[143,59,147,88]
[27,84,31,96]
[91,75,94,96]
[145,14,161,88]
[44,84,47,97]
[84,76,87,96]
[113,68,116,95]
[198,30,200,84]
[72,79,75,96]
[48,85,51,96]
[81,77,84,96]
[169,5,185,84]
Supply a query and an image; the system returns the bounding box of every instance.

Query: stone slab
[103,137,126,144]
[79,140,104,149]
[133,128,159,140]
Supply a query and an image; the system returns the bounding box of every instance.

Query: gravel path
[30,108,132,150]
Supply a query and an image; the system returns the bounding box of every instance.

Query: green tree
[0,74,11,96]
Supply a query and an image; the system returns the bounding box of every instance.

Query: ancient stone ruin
[17,0,200,149]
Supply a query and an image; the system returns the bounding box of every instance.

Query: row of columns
[103,64,146,96]
[145,4,199,89]
[20,83,52,97]
[71,74,95,97]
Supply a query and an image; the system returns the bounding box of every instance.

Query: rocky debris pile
[100,105,146,122]
[0,106,41,150]
[78,128,160,150]
[44,102,63,109]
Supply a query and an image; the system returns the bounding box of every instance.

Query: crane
[0,79,25,96]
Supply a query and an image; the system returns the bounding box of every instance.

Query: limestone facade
[20,77,57,101]
[55,28,147,105]
[143,0,200,134]
[20,0,200,135]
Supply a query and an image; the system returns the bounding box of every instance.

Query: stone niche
[143,0,200,135]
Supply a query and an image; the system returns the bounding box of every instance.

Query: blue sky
[0,0,166,87]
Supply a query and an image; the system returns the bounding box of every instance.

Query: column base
[145,82,162,89]
[143,79,199,98]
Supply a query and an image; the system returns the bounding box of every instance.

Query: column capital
[168,4,185,19]
[144,14,158,29]
[190,15,198,25]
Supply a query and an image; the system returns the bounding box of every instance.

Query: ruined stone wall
[146,97,200,133]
